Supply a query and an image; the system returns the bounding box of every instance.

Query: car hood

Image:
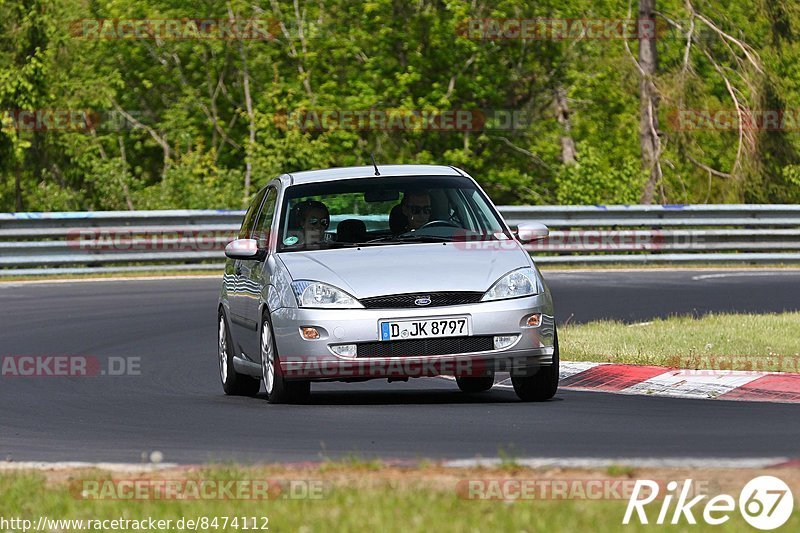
[277,242,531,298]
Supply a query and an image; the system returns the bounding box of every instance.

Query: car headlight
[481,267,543,302]
[291,281,363,308]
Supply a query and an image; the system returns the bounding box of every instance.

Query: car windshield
[277,175,511,252]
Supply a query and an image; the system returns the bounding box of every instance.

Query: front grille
[359,291,484,309]
[356,336,494,358]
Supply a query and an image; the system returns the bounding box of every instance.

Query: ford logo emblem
[414,296,432,306]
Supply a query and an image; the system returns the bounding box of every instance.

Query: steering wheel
[418,220,460,230]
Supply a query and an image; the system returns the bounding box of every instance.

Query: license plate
[379,317,469,341]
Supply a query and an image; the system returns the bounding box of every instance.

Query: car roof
[283,165,465,185]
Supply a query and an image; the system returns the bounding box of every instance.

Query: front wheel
[260,314,310,404]
[511,328,560,402]
[218,312,260,396]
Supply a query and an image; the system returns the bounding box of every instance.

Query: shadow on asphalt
[254,388,565,406]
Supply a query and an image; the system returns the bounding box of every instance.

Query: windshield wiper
[325,241,361,248]
[365,233,456,244]
[319,240,399,248]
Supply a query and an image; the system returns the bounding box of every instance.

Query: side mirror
[515,222,549,244]
[225,238,266,261]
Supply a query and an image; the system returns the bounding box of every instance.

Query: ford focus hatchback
[218,165,557,403]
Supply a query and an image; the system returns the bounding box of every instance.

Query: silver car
[218,165,557,403]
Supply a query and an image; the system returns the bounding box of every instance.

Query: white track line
[692,271,800,281]
[0,275,217,287]
[0,461,179,472]
[1,458,790,471]
[443,457,791,469]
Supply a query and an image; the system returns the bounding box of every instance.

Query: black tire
[511,328,560,402]
[218,310,261,396]
[456,375,495,393]
[260,313,311,404]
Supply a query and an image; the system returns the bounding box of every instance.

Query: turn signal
[301,327,320,340]
[526,314,542,327]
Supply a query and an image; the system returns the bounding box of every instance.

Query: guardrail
[1,205,799,275]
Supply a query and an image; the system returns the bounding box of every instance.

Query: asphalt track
[1,270,799,464]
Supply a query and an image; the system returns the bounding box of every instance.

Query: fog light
[526,314,542,327]
[330,344,357,358]
[493,335,517,350]
[301,327,320,340]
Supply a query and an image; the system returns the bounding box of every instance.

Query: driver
[401,189,431,231]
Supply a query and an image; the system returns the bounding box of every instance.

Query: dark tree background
[1,0,799,211]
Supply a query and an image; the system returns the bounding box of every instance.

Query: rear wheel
[456,375,495,393]
[511,328,560,402]
[218,312,260,396]
[261,314,310,404]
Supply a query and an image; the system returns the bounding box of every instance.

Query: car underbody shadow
[269,378,564,405]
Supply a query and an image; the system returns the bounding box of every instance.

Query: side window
[465,189,504,233]
[238,188,268,239]
[253,188,278,248]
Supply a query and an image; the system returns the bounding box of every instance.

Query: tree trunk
[554,85,577,166]
[230,2,255,206]
[241,50,254,206]
[15,164,23,211]
[638,0,663,204]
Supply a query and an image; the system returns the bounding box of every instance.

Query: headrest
[389,204,408,234]
[336,218,367,243]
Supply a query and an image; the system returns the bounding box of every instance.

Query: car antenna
[370,153,380,176]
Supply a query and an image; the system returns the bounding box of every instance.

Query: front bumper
[270,294,555,380]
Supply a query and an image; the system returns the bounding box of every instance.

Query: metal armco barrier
[1,205,799,275]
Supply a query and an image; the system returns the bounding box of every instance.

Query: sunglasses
[408,205,431,215]
[307,217,329,228]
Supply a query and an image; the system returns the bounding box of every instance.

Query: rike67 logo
[623,476,794,530]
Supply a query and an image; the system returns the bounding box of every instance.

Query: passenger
[292,200,330,247]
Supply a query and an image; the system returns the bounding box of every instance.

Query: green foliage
[1,0,799,212]
[555,144,645,205]
[135,147,242,209]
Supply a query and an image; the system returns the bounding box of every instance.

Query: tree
[637,0,662,204]
[0,0,53,211]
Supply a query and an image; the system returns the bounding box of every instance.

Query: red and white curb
[493,362,800,403]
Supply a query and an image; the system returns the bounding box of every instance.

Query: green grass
[561,312,800,371]
[1,469,797,532]
[605,465,637,478]
[318,454,385,472]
